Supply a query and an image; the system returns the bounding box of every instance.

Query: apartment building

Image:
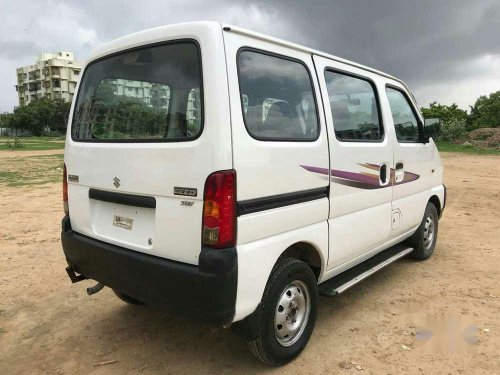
[15,51,82,107]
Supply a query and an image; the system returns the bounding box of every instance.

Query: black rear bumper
[61,216,237,324]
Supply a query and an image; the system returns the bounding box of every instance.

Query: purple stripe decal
[332,169,380,186]
[300,165,329,175]
[301,164,420,189]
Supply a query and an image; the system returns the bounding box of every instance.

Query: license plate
[113,215,133,230]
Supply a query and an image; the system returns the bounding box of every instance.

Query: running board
[319,244,413,297]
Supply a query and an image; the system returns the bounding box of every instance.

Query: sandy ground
[0,152,499,374]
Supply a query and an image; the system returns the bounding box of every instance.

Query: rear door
[313,56,393,269]
[65,25,232,265]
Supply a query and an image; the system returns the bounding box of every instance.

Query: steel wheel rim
[423,214,435,250]
[274,280,311,347]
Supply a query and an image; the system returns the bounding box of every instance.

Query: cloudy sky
[1,0,499,112]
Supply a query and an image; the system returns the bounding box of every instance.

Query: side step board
[319,244,413,297]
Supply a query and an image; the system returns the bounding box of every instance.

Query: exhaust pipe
[86,282,105,296]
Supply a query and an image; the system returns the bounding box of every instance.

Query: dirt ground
[0,151,499,374]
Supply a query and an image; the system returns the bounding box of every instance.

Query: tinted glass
[386,87,421,142]
[325,71,383,141]
[72,42,202,141]
[237,51,319,141]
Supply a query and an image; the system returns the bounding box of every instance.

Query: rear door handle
[395,162,404,183]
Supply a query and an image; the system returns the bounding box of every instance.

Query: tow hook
[86,282,105,296]
[65,266,87,283]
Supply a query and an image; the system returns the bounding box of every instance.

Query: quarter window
[237,50,319,141]
[325,71,383,142]
[386,87,421,143]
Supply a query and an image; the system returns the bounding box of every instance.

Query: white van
[61,22,445,365]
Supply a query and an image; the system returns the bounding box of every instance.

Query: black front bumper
[61,216,237,324]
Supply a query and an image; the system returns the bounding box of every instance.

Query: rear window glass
[237,50,319,141]
[72,42,203,142]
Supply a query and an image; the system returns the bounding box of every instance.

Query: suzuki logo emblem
[113,177,121,188]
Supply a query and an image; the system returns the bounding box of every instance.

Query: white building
[15,51,82,106]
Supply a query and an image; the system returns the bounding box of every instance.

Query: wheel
[247,258,318,366]
[409,202,439,260]
[113,289,146,305]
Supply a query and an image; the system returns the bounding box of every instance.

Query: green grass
[0,136,65,151]
[0,153,63,187]
[436,141,500,155]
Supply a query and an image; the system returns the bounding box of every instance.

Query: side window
[386,87,421,143]
[324,71,383,142]
[237,50,319,141]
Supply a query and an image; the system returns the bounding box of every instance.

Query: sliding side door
[313,56,393,271]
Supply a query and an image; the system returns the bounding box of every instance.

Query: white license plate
[113,215,134,230]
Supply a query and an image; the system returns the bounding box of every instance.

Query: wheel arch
[428,194,442,217]
[280,241,324,280]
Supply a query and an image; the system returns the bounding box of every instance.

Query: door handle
[395,162,404,183]
[379,163,389,186]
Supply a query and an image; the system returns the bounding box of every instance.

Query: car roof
[86,21,414,101]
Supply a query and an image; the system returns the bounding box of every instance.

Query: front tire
[247,258,318,366]
[409,202,439,260]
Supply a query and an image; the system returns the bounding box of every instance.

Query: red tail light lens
[202,170,236,248]
[63,163,69,215]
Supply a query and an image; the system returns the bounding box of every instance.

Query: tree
[420,102,468,124]
[420,102,469,141]
[468,90,500,130]
[52,98,72,133]
[3,98,72,136]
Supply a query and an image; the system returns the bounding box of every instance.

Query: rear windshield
[71,41,203,142]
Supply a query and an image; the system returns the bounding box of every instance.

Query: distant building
[105,79,200,125]
[15,51,82,107]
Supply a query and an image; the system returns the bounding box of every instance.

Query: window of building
[385,87,422,143]
[325,71,383,142]
[237,50,319,141]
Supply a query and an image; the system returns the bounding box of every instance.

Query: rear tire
[113,290,146,305]
[247,258,318,366]
[409,202,439,260]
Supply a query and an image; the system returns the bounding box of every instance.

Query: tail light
[202,170,236,248]
[63,163,69,215]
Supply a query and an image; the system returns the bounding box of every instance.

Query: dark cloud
[238,0,500,85]
[0,0,499,111]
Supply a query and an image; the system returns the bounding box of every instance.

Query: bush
[6,137,24,149]
[438,119,467,142]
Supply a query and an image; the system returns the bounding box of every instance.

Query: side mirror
[423,118,440,141]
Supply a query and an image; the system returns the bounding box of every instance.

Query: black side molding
[89,188,156,208]
[237,186,328,216]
